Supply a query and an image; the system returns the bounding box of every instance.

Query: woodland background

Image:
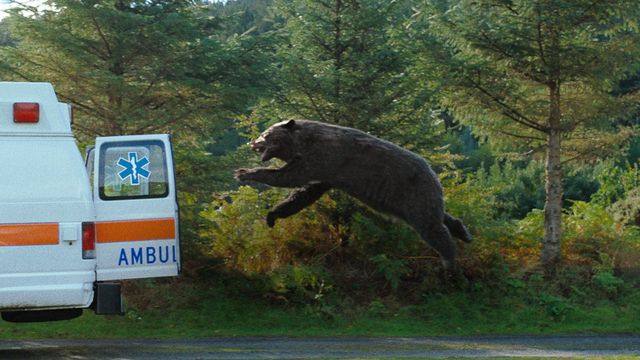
[2,0,640,332]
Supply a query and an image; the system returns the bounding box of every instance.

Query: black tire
[1,308,83,323]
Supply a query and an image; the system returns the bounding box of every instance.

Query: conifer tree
[412,0,640,274]
[0,0,243,142]
[264,0,437,149]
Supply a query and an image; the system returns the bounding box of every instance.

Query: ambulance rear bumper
[0,270,94,311]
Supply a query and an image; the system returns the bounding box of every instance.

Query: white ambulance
[0,82,180,322]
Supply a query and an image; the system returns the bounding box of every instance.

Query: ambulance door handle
[60,224,79,245]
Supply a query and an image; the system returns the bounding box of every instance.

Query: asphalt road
[1,335,640,359]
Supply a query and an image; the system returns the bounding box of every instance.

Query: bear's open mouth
[250,141,266,154]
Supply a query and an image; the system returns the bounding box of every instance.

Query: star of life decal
[117,152,150,185]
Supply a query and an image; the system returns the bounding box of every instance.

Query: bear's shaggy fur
[235,119,472,270]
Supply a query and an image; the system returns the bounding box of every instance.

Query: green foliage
[0,0,272,152]
[441,171,535,281]
[412,0,640,155]
[449,158,600,221]
[348,212,421,264]
[5,273,640,338]
[1,1,209,139]
[591,162,640,206]
[473,161,545,219]
[442,172,501,227]
[0,18,14,46]
[537,293,573,321]
[365,299,389,318]
[257,0,442,153]
[1,0,640,318]
[269,264,332,303]
[209,0,276,36]
[563,167,601,205]
[368,254,410,291]
[174,145,256,259]
[447,127,494,172]
[592,271,625,299]
[610,187,640,226]
[200,185,432,300]
[515,200,640,275]
[412,0,640,269]
[200,186,340,301]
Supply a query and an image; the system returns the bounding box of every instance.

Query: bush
[609,187,640,226]
[591,271,626,299]
[369,254,411,291]
[466,160,599,220]
[591,162,640,206]
[200,186,340,302]
[515,200,640,277]
[197,166,640,308]
[537,293,573,321]
[269,264,333,303]
[443,172,528,280]
[471,160,545,219]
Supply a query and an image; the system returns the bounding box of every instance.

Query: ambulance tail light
[13,102,40,123]
[82,222,96,259]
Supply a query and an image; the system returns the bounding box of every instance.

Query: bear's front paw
[266,212,277,228]
[234,168,254,181]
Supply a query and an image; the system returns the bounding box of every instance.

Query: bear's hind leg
[443,212,473,243]
[418,223,457,272]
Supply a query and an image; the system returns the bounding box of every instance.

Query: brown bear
[235,119,472,271]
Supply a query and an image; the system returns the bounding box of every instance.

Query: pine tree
[263,0,438,150]
[0,0,235,142]
[412,0,640,274]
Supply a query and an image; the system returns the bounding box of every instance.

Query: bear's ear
[283,119,297,130]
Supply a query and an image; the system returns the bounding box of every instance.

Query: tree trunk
[541,81,562,276]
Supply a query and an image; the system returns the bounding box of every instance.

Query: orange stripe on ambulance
[96,219,176,243]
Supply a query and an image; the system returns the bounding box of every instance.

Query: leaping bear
[235,119,472,271]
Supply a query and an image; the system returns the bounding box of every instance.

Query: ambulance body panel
[0,137,94,310]
[0,82,180,321]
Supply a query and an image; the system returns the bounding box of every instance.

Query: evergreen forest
[2,0,640,334]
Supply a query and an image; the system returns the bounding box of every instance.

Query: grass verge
[1,276,639,339]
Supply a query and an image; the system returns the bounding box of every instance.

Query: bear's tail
[444,212,473,243]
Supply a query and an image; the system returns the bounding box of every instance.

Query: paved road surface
[1,335,639,359]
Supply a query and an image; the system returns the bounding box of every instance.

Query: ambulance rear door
[92,134,180,281]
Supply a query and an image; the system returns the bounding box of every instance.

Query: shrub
[443,172,528,279]
[369,254,411,291]
[591,271,626,299]
[515,200,640,277]
[609,187,640,226]
[591,162,640,206]
[200,186,340,301]
[466,160,599,220]
[269,264,333,303]
[198,168,640,307]
[537,293,573,321]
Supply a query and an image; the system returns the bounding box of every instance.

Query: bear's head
[250,119,298,162]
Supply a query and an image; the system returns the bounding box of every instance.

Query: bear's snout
[250,137,266,153]
[250,136,275,161]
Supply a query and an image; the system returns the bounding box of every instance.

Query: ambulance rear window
[98,140,169,200]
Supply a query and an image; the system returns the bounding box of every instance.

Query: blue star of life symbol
[117,152,150,185]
